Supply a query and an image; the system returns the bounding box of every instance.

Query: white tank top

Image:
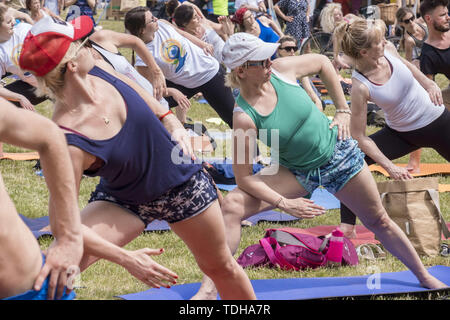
[352,50,444,132]
[92,43,169,109]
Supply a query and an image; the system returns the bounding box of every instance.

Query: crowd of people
[0,0,449,300]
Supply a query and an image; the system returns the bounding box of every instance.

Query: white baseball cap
[222,33,280,70]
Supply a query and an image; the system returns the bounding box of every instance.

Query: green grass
[3,15,450,301]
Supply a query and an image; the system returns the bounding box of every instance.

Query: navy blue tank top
[63,66,201,205]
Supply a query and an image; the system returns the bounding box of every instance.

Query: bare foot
[339,223,357,239]
[420,275,448,290]
[406,165,421,174]
[190,276,218,300]
[39,225,51,232]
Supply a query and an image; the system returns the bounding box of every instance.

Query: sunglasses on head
[402,16,414,24]
[61,38,92,75]
[244,58,270,68]
[280,46,298,52]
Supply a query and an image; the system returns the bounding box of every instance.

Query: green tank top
[236,72,337,171]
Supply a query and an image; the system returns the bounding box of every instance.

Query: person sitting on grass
[19,15,256,300]
[193,32,448,299]
[0,99,83,300]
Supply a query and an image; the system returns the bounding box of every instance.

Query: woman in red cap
[19,15,256,300]
[232,7,283,46]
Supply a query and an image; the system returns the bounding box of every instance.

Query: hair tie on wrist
[159,110,173,121]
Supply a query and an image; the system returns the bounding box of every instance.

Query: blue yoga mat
[245,210,298,225]
[216,186,340,210]
[117,265,450,300]
[143,209,297,232]
[22,187,340,236]
[19,214,52,239]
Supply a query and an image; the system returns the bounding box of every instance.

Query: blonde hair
[333,17,386,60]
[225,70,241,89]
[35,41,82,100]
[320,3,342,33]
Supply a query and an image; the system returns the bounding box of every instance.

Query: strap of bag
[259,237,296,270]
[318,235,330,253]
[426,189,450,239]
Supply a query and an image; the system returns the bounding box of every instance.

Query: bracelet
[159,110,173,121]
[335,109,352,115]
[274,196,284,208]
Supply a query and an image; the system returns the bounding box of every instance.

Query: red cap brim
[70,15,94,41]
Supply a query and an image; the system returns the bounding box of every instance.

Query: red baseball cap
[19,15,94,77]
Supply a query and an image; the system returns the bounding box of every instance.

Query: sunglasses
[244,58,270,68]
[146,15,158,25]
[280,46,298,52]
[402,16,414,24]
[61,38,92,75]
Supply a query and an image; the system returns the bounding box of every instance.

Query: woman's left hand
[202,43,214,56]
[149,69,167,101]
[172,125,196,161]
[424,80,443,106]
[329,111,351,140]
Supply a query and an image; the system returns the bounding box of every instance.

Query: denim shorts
[289,138,365,195]
[89,169,218,226]
[3,254,75,300]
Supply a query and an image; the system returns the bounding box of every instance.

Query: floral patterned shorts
[289,138,365,195]
[89,169,218,226]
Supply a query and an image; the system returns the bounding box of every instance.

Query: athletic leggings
[341,108,450,225]
[165,65,234,128]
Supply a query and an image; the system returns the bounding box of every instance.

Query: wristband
[274,196,284,208]
[159,110,173,121]
[335,109,352,115]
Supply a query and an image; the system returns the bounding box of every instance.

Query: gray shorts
[289,138,365,194]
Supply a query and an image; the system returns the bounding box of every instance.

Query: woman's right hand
[386,164,413,180]
[171,88,191,111]
[19,96,35,111]
[277,197,326,219]
[285,16,294,22]
[123,248,178,289]
[218,16,234,36]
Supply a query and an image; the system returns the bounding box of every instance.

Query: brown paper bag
[120,0,141,12]
[377,177,450,256]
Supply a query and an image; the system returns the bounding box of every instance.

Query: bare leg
[339,222,357,239]
[406,149,421,174]
[170,200,256,300]
[193,165,308,299]
[0,174,42,298]
[335,164,447,289]
[78,201,146,271]
[175,106,187,124]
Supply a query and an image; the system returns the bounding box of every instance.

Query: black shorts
[88,169,218,226]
